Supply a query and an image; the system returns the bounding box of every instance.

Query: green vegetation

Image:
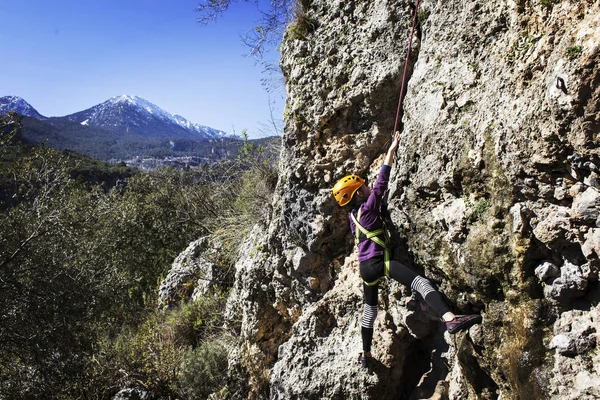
[473,198,492,222]
[178,339,230,399]
[88,292,230,398]
[507,35,539,64]
[20,115,246,162]
[417,7,430,25]
[565,45,583,60]
[540,0,561,8]
[286,10,318,41]
[0,112,279,398]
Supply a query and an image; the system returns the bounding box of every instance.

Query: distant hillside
[20,115,242,161]
[0,122,136,209]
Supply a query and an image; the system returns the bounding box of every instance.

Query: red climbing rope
[393,0,420,135]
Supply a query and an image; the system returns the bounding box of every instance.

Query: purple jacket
[349,165,391,262]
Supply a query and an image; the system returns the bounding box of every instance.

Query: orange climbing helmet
[332,175,365,206]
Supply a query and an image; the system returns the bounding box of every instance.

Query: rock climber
[332,131,482,368]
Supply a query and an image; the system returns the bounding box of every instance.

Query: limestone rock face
[221,0,600,398]
[158,237,219,309]
[111,387,150,400]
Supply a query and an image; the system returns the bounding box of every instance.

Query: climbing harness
[350,208,391,286]
[393,0,421,135]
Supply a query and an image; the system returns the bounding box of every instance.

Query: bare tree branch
[196,0,297,59]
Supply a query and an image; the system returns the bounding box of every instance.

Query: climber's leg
[410,275,451,318]
[388,261,482,332]
[358,258,385,367]
[388,261,451,318]
[361,281,378,355]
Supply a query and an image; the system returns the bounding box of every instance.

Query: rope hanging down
[393,0,421,135]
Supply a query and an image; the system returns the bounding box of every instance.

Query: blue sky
[0,0,285,138]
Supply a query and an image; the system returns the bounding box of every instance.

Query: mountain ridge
[1,94,234,140]
[0,95,257,162]
[0,95,47,120]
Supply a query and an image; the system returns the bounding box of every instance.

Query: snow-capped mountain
[0,96,47,120]
[65,95,228,140]
[1,94,246,162]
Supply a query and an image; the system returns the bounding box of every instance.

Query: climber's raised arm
[384,131,401,167]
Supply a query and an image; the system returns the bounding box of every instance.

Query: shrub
[212,131,278,266]
[169,291,229,347]
[565,45,583,60]
[540,0,560,8]
[285,1,318,41]
[89,292,229,398]
[177,339,229,399]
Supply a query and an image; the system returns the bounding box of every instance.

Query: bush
[169,292,229,347]
[211,131,278,266]
[565,45,583,60]
[177,340,229,399]
[540,0,560,8]
[87,292,229,398]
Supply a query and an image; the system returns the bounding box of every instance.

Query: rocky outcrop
[217,0,600,399]
[111,387,150,400]
[158,237,221,309]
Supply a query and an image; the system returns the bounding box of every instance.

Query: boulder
[532,206,571,248]
[112,387,150,400]
[534,261,560,283]
[544,261,590,302]
[571,187,600,222]
[157,237,217,309]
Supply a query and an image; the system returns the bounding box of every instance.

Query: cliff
[183,0,600,398]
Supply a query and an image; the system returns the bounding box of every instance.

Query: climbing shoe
[358,353,372,368]
[446,314,482,334]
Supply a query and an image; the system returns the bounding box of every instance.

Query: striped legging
[360,257,450,353]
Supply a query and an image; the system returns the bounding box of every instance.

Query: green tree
[0,145,115,398]
[0,148,212,397]
[0,118,279,398]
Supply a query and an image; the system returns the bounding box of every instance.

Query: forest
[0,112,279,399]
[20,115,249,162]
